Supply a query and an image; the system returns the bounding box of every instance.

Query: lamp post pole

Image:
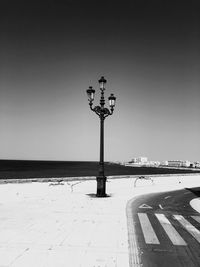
[86,77,116,197]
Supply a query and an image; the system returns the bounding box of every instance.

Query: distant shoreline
[0,160,199,180]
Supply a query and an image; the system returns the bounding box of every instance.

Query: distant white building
[182,160,190,167]
[126,157,161,167]
[195,161,200,168]
[160,161,168,166]
[167,160,190,168]
[149,161,160,167]
[125,157,196,168]
[132,157,148,164]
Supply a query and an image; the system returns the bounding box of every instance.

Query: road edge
[190,197,200,213]
[126,197,142,267]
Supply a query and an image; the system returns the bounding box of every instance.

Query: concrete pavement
[0,174,200,267]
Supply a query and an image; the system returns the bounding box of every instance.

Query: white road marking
[173,215,200,243]
[155,214,187,246]
[139,204,153,209]
[191,216,200,224]
[159,204,163,210]
[138,213,160,244]
[164,196,171,199]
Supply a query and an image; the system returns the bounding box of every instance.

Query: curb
[190,198,200,213]
[126,197,142,267]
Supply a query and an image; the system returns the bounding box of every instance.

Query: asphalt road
[131,187,200,267]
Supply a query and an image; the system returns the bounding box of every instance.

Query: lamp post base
[96,176,107,197]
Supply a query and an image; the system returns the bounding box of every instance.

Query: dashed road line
[173,215,200,243]
[137,213,200,246]
[138,213,160,244]
[191,216,200,224]
[155,213,187,246]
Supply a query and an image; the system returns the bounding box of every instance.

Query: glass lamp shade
[108,93,116,107]
[98,76,107,90]
[86,86,95,101]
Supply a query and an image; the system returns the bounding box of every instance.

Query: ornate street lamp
[86,77,116,197]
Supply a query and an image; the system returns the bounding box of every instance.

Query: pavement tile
[0,247,29,267]
[10,249,47,267]
[0,175,199,267]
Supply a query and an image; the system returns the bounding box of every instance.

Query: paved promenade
[0,175,200,267]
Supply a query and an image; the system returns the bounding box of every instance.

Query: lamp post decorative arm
[89,100,114,119]
[86,76,116,197]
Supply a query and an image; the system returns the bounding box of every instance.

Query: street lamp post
[86,77,116,197]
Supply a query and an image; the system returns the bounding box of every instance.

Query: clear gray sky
[0,0,200,162]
